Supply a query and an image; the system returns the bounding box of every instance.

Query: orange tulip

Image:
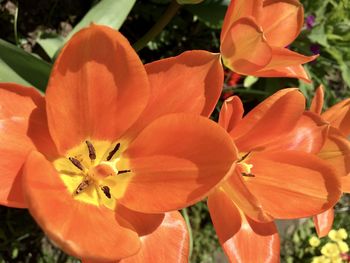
[310,85,350,237]
[220,0,317,82]
[0,25,238,261]
[208,89,342,262]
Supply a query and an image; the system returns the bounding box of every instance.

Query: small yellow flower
[309,236,321,247]
[321,242,340,257]
[329,229,348,242]
[337,228,348,240]
[330,256,342,263]
[337,240,349,253]
[312,255,331,263]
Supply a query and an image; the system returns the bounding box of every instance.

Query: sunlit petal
[121,212,189,263]
[218,96,244,134]
[0,83,56,208]
[313,208,334,237]
[310,85,325,114]
[116,114,238,213]
[259,0,304,47]
[245,151,341,219]
[208,190,279,263]
[46,25,150,153]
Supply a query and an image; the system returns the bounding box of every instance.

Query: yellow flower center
[53,140,132,210]
[237,152,254,178]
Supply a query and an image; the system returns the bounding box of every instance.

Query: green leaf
[243,76,259,88]
[66,0,136,41]
[308,23,330,47]
[186,0,229,29]
[0,59,30,86]
[327,47,350,87]
[36,34,64,59]
[0,39,52,91]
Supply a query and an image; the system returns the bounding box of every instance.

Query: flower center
[237,152,254,178]
[53,140,131,210]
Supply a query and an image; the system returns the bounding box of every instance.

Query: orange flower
[310,85,350,237]
[208,89,342,262]
[0,25,238,261]
[220,0,317,82]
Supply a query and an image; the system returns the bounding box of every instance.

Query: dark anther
[242,173,255,177]
[101,186,111,199]
[238,152,251,163]
[69,157,84,171]
[106,143,121,161]
[118,169,131,175]
[85,140,96,161]
[75,179,91,194]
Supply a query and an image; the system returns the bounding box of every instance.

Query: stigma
[237,152,254,178]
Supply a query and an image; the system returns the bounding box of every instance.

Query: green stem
[133,0,181,52]
[14,6,19,46]
[181,208,193,261]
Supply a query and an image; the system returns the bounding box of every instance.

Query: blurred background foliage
[0,0,349,262]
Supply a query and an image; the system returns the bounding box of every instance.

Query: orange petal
[222,170,272,222]
[126,51,223,138]
[221,17,272,74]
[254,64,312,83]
[23,151,141,261]
[263,112,328,154]
[230,88,305,152]
[322,98,350,137]
[245,151,341,219]
[263,47,318,70]
[341,176,350,193]
[313,208,334,237]
[259,0,304,47]
[46,25,150,154]
[208,190,280,263]
[310,85,325,114]
[221,0,263,42]
[318,127,350,180]
[120,212,189,263]
[0,83,56,208]
[118,113,238,213]
[117,204,164,236]
[218,96,244,134]
[208,189,242,243]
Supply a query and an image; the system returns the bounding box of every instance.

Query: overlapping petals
[208,189,280,263]
[0,25,237,261]
[0,83,57,208]
[209,88,342,262]
[220,0,317,81]
[310,86,350,237]
[120,212,189,263]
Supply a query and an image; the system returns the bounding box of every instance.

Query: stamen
[101,186,111,199]
[238,152,251,163]
[118,169,131,175]
[85,140,96,161]
[69,157,84,171]
[106,143,120,161]
[75,179,91,194]
[242,173,255,177]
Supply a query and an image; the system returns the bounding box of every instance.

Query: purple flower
[310,44,321,55]
[306,15,316,29]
